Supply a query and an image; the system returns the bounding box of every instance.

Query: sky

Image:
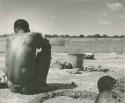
[0,0,125,36]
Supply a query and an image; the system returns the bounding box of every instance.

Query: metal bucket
[68,53,84,68]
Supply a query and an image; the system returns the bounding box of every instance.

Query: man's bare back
[6,33,43,85]
[5,19,51,94]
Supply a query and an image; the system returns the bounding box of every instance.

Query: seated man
[5,19,51,94]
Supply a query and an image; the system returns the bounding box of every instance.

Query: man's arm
[36,33,45,49]
[28,33,51,87]
[36,33,51,54]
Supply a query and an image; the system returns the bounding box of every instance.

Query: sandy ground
[0,53,125,103]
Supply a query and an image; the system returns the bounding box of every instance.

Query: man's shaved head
[14,19,30,33]
[97,76,116,92]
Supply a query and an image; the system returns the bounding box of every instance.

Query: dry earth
[0,53,125,103]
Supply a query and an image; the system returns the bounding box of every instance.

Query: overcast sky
[0,0,125,35]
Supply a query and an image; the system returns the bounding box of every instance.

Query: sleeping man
[5,19,51,94]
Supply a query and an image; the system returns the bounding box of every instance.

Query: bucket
[68,53,84,68]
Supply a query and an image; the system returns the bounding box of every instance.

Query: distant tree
[71,35,78,38]
[79,34,85,38]
[0,34,8,37]
[119,35,125,38]
[102,34,108,38]
[87,35,93,38]
[113,35,120,38]
[52,34,59,37]
[60,35,65,38]
[64,35,71,38]
[94,34,101,38]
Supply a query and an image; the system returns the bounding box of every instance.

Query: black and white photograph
[0,0,125,103]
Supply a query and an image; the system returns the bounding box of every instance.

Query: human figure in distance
[5,19,51,94]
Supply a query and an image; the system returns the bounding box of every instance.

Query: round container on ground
[68,53,84,68]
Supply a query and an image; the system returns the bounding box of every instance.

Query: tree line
[1,33,125,38]
[44,34,125,38]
